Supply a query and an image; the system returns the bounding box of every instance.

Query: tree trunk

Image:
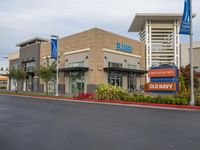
[46,80,48,95]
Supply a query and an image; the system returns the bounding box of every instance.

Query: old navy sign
[116,42,133,53]
[147,82,177,91]
[148,68,176,77]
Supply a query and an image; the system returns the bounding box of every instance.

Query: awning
[104,67,147,74]
[59,67,89,72]
[0,76,8,81]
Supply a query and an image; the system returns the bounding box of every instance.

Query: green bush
[195,96,200,106]
[0,86,6,89]
[145,96,152,103]
[120,94,190,105]
[95,84,128,100]
[181,99,188,105]
[95,84,192,105]
[154,96,163,104]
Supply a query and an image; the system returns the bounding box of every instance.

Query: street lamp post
[189,0,195,105]
[180,0,195,105]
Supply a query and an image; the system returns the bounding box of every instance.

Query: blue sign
[51,37,58,59]
[150,65,179,94]
[116,42,133,53]
[180,0,191,35]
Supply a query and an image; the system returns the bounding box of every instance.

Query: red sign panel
[148,68,176,77]
[146,82,177,91]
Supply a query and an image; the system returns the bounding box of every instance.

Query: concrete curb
[1,93,200,111]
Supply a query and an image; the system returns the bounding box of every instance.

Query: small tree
[9,68,26,93]
[180,64,200,89]
[39,63,56,95]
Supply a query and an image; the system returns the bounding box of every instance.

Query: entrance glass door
[108,72,122,87]
[127,74,137,91]
[69,72,85,94]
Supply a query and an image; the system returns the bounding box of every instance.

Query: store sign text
[146,82,176,91]
[116,42,133,53]
[148,68,176,77]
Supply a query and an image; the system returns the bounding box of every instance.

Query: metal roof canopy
[16,37,48,47]
[128,13,196,32]
[104,67,147,74]
[59,67,89,72]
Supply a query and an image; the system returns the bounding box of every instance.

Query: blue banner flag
[51,37,58,59]
[179,0,191,35]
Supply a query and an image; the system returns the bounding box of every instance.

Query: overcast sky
[0,0,200,68]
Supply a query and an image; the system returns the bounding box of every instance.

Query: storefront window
[26,78,32,91]
[127,74,137,91]
[128,64,137,69]
[69,61,84,67]
[48,79,56,94]
[26,61,35,72]
[69,72,84,94]
[108,62,122,68]
[108,72,122,87]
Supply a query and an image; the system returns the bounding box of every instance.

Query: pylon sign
[145,65,179,94]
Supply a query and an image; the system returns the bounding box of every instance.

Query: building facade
[40,28,146,94]
[180,41,200,72]
[8,51,20,91]
[8,38,48,92]
[129,13,183,82]
[16,37,48,92]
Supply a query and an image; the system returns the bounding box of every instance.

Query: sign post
[179,0,194,105]
[51,35,59,97]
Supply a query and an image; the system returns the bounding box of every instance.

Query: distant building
[8,51,20,91]
[180,41,200,72]
[0,76,8,89]
[8,37,49,92]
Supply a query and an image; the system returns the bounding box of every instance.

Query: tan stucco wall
[8,51,19,67]
[40,28,145,93]
[180,41,200,67]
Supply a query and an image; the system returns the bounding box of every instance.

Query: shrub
[145,96,152,103]
[175,98,181,105]
[95,84,128,100]
[181,99,188,105]
[195,96,200,106]
[0,86,6,89]
[154,96,163,104]
[136,95,145,102]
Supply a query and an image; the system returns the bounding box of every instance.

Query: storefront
[0,76,8,89]
[40,28,147,94]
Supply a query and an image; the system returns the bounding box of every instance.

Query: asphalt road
[0,95,200,150]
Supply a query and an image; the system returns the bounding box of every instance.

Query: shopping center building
[8,13,191,94]
[40,28,146,94]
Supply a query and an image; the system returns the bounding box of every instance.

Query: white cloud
[0,0,199,64]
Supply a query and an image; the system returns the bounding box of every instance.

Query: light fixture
[90,67,94,71]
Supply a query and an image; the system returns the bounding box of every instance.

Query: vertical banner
[179,0,191,35]
[51,37,58,59]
